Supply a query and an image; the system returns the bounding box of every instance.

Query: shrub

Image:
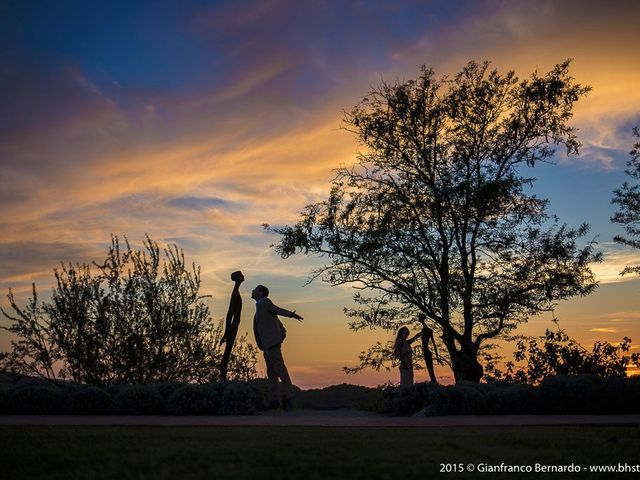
[67,386,111,415]
[297,383,383,411]
[6,384,63,414]
[421,385,487,416]
[455,380,494,395]
[486,384,535,414]
[247,378,271,406]
[383,382,440,415]
[0,384,8,414]
[154,382,187,403]
[536,374,605,414]
[454,385,487,414]
[109,385,165,415]
[499,330,634,383]
[600,376,640,414]
[167,384,219,415]
[219,381,266,415]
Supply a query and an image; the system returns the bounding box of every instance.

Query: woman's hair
[393,327,410,358]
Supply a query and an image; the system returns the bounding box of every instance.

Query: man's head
[231,270,244,283]
[251,284,269,300]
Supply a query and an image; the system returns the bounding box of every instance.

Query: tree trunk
[447,341,484,383]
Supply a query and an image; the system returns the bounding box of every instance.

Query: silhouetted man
[220,270,244,380]
[251,284,303,410]
[417,313,440,383]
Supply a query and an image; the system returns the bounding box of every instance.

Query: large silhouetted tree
[270,60,600,382]
[611,127,640,276]
[0,235,258,386]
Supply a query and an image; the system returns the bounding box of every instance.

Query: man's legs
[263,348,280,405]
[264,344,293,404]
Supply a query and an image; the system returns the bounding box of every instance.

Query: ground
[1,414,639,479]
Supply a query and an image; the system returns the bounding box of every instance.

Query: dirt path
[2,411,640,427]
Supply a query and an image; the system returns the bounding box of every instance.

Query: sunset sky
[1,0,639,387]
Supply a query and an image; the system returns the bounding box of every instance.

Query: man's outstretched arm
[266,299,303,321]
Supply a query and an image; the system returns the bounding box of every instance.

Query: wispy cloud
[592,244,640,284]
[589,327,618,333]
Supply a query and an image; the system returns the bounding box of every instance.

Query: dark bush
[109,385,165,415]
[297,383,383,411]
[455,380,495,395]
[154,382,187,403]
[167,384,219,415]
[247,378,271,406]
[486,384,535,414]
[6,384,63,414]
[421,385,487,416]
[600,376,640,414]
[0,371,16,385]
[419,387,453,416]
[67,386,111,415]
[219,381,266,415]
[0,384,8,414]
[382,382,440,415]
[536,374,605,414]
[14,377,56,388]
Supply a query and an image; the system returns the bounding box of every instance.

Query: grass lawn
[2,425,639,479]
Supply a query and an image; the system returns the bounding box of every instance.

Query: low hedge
[167,384,219,415]
[66,386,111,415]
[396,375,640,416]
[5,383,63,414]
[485,384,536,414]
[219,381,266,415]
[2,374,639,416]
[297,383,385,411]
[0,384,7,414]
[109,384,165,415]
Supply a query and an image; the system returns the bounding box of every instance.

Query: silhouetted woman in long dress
[393,326,420,387]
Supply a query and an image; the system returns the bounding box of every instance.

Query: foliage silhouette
[219,380,268,415]
[485,328,640,384]
[5,382,63,414]
[0,235,258,386]
[109,384,165,415]
[166,384,220,415]
[66,385,111,415]
[611,126,640,275]
[484,383,535,415]
[270,60,599,381]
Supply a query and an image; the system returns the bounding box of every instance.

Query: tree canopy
[270,60,600,382]
[612,126,640,276]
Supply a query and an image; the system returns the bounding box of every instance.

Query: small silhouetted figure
[393,326,420,387]
[219,270,244,381]
[417,313,440,383]
[251,284,303,410]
